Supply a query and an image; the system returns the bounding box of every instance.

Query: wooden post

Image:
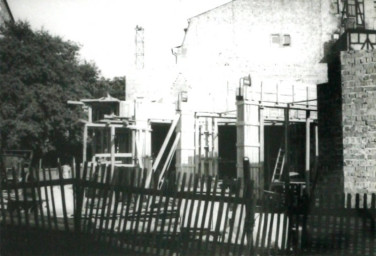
[305,112,311,195]
[284,106,290,187]
[110,125,115,174]
[83,124,88,162]
[260,107,264,195]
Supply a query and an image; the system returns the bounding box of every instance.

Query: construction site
[2,0,376,255]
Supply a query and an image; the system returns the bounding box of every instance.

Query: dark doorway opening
[264,125,284,189]
[151,123,170,159]
[218,125,237,179]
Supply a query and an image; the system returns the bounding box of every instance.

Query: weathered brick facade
[341,50,376,194]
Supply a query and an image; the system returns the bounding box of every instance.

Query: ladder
[269,148,285,190]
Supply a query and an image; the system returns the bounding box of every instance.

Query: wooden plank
[97,165,112,242]
[205,176,218,253]
[142,170,159,254]
[266,198,275,255]
[128,168,141,251]
[197,176,211,254]
[212,176,226,255]
[41,167,52,231]
[57,164,69,231]
[145,113,180,188]
[34,167,46,229]
[133,168,147,252]
[119,169,135,250]
[102,166,117,245]
[184,174,199,255]
[274,207,282,255]
[226,179,241,255]
[260,199,270,252]
[220,178,232,256]
[165,172,180,256]
[92,164,107,237]
[180,173,193,255]
[10,168,22,226]
[0,180,6,223]
[107,168,123,248]
[169,173,186,256]
[76,162,87,233]
[84,163,96,233]
[191,175,204,254]
[47,167,58,230]
[234,198,244,256]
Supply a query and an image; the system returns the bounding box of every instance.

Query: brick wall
[341,50,376,194]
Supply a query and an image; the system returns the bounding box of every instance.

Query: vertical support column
[176,104,195,177]
[259,107,264,194]
[305,112,311,195]
[110,125,115,174]
[83,124,88,162]
[237,100,262,198]
[284,106,290,203]
[212,117,219,176]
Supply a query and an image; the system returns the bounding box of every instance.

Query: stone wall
[341,50,376,194]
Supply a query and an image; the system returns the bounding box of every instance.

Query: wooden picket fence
[253,185,376,256]
[2,162,376,255]
[0,163,255,255]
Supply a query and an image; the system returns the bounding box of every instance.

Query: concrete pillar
[236,100,262,197]
[176,104,195,177]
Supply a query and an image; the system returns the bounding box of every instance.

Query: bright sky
[8,0,229,78]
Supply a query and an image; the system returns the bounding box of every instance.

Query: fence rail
[0,163,255,255]
[2,163,376,255]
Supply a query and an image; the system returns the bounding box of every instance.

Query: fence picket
[41,168,52,230]
[169,173,186,256]
[47,167,58,230]
[57,164,69,231]
[34,167,46,229]
[212,176,226,255]
[1,162,261,256]
[11,168,22,226]
[92,164,107,238]
[219,177,232,256]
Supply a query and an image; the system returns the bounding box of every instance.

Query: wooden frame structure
[236,82,319,199]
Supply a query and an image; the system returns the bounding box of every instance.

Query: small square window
[283,35,291,46]
[271,34,280,46]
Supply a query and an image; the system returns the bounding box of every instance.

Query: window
[283,34,291,46]
[271,34,280,46]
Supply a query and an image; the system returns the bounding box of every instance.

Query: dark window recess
[283,34,291,46]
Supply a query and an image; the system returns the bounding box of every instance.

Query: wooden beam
[259,107,264,195]
[83,124,88,162]
[110,126,115,174]
[284,106,290,186]
[145,113,180,188]
[158,132,181,189]
[305,112,311,195]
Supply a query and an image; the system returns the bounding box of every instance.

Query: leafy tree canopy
[0,21,125,165]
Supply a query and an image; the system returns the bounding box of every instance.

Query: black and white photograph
[1,0,376,255]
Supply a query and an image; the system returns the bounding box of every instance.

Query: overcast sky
[8,0,229,78]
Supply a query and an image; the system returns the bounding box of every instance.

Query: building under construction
[71,0,376,198]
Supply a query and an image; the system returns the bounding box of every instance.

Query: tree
[95,76,126,100]
[0,21,100,165]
